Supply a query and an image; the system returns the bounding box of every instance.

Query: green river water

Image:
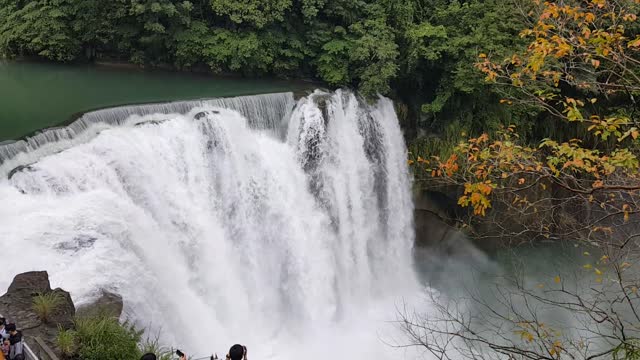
[0,61,309,141]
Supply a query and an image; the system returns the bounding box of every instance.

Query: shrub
[32,292,63,323]
[56,326,77,358]
[74,315,143,360]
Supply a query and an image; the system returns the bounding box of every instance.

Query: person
[5,324,23,360]
[0,317,7,340]
[226,344,247,360]
[1,339,9,357]
[140,352,186,360]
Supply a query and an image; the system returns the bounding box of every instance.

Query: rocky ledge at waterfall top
[0,271,124,357]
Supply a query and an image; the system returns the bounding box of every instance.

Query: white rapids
[0,90,424,360]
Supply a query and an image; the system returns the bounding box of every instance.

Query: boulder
[6,271,51,295]
[76,290,123,320]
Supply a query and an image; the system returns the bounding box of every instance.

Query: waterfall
[0,90,420,360]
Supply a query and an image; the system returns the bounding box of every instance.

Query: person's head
[3,339,8,347]
[0,316,5,326]
[140,353,157,360]
[4,324,16,335]
[227,344,246,360]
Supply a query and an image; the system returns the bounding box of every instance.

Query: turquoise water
[0,61,310,141]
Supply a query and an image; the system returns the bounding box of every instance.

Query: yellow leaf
[583,264,592,269]
[629,38,640,48]
[595,277,603,283]
[595,268,602,275]
[554,275,561,284]
[583,251,590,256]
[537,283,545,289]
[526,332,534,342]
[518,178,526,185]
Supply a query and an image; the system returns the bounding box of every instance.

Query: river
[0,61,310,141]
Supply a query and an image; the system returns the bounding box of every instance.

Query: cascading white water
[0,90,422,360]
[0,92,295,174]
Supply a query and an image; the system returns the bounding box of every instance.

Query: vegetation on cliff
[57,315,146,360]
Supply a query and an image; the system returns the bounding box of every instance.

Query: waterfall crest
[0,90,420,360]
[0,92,295,175]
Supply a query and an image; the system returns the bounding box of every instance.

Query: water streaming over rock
[0,92,295,175]
[0,90,421,360]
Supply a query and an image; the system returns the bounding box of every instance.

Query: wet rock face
[76,290,123,320]
[54,235,97,253]
[134,119,169,127]
[0,271,75,356]
[414,190,461,247]
[6,271,51,295]
[7,164,35,180]
[194,110,220,120]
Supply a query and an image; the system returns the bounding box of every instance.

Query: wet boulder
[76,290,123,320]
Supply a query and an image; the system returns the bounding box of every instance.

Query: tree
[0,0,80,61]
[400,0,527,152]
[406,0,640,358]
[128,0,193,64]
[209,0,292,29]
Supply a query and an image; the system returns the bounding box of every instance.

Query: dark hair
[5,324,16,332]
[140,353,157,360]
[228,344,245,360]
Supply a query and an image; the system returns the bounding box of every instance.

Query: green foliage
[55,315,154,360]
[74,315,143,360]
[139,334,174,360]
[349,5,398,97]
[210,0,292,28]
[0,0,80,61]
[32,292,63,323]
[401,0,527,134]
[56,326,76,358]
